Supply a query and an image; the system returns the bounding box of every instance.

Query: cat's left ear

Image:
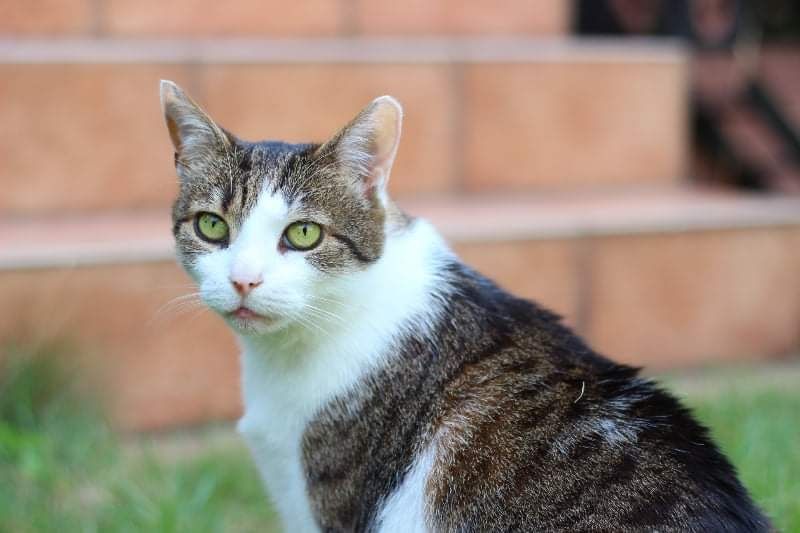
[317,96,403,200]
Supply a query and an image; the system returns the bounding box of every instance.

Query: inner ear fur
[316,96,403,197]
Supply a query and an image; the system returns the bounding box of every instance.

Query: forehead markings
[272,151,297,197]
[222,141,370,253]
[239,142,301,210]
[270,144,320,204]
[221,181,235,214]
[220,144,251,215]
[222,144,254,216]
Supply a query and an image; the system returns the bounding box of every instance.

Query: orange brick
[0,64,193,214]
[0,262,240,430]
[586,228,800,368]
[463,60,687,192]
[200,64,457,197]
[102,0,343,36]
[0,0,93,34]
[355,0,569,36]
[454,238,581,327]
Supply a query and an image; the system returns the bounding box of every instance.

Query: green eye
[195,212,229,243]
[283,221,323,251]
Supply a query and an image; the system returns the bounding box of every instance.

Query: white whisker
[289,309,332,337]
[150,292,204,324]
[301,303,345,324]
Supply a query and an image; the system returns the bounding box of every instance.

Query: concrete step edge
[0,36,686,65]
[3,190,799,271]
[413,191,800,242]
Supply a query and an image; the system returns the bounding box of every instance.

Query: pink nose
[230,277,262,296]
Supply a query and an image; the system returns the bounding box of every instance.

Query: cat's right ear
[314,95,403,202]
[160,80,231,170]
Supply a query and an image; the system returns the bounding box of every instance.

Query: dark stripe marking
[274,151,300,198]
[172,215,193,235]
[330,233,375,263]
[240,179,249,213]
[221,181,235,213]
[238,150,252,173]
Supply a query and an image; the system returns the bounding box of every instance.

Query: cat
[160,79,771,532]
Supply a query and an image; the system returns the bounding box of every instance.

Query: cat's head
[160,80,405,337]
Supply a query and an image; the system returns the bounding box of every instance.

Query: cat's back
[302,261,769,531]
[423,265,770,532]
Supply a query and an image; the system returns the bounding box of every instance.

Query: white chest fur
[237,349,321,531]
[236,220,448,532]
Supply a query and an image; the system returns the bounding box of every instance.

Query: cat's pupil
[302,226,308,235]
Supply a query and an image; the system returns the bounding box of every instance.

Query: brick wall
[0,0,570,37]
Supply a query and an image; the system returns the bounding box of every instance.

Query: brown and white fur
[160,80,770,532]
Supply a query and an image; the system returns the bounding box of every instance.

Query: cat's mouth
[225,305,288,335]
[215,298,294,335]
[231,306,262,320]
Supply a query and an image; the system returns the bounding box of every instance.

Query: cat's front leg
[238,415,320,532]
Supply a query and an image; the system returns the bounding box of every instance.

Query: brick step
[2,188,799,430]
[1,0,569,38]
[0,37,687,214]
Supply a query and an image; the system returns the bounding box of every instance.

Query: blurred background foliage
[0,342,278,533]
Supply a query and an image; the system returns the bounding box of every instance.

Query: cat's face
[160,81,403,336]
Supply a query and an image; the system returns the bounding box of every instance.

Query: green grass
[1,342,798,531]
[0,342,277,533]
[664,365,800,532]
[694,389,800,531]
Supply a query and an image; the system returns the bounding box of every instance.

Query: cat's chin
[223,310,289,336]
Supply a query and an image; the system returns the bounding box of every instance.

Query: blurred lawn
[663,362,800,532]
[1,343,798,532]
[0,343,278,533]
